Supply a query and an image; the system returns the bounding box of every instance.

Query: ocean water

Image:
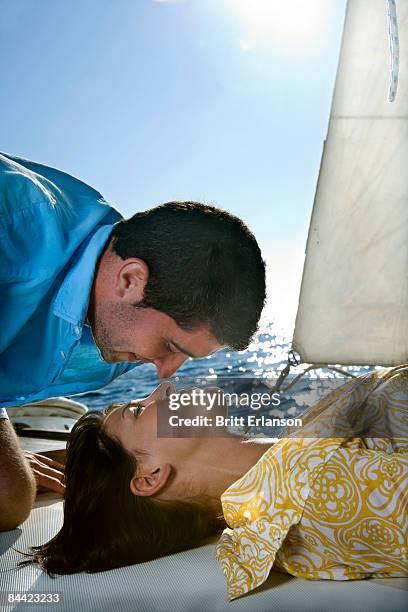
[75,320,372,422]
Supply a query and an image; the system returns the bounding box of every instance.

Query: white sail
[293,0,408,366]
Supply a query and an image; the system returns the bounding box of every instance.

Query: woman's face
[103,382,235,500]
[103,381,173,454]
[103,381,234,501]
[102,382,207,463]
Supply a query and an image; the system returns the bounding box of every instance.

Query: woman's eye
[134,403,144,416]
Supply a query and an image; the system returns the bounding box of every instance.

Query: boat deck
[1,434,406,612]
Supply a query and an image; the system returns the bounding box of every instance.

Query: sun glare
[227,0,332,55]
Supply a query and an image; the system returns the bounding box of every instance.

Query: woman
[27,367,408,601]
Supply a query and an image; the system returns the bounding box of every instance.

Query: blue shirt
[0,153,138,407]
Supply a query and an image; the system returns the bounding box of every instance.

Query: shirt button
[74,326,81,335]
[60,351,66,359]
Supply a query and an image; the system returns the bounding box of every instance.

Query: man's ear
[116,259,149,302]
[130,463,172,497]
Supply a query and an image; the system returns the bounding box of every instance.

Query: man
[0,152,266,530]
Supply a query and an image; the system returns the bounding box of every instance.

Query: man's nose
[154,354,189,379]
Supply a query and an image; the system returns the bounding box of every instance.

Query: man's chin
[95,344,139,364]
[101,350,139,364]
[96,347,121,364]
[103,355,119,364]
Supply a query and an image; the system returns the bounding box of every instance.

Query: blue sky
[1,0,346,329]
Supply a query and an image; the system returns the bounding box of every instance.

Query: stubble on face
[89,300,139,363]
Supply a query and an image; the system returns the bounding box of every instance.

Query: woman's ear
[116,259,149,302]
[130,463,172,497]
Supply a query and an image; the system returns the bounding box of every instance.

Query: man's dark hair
[111,202,266,350]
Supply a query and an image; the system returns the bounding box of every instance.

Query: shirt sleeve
[276,442,408,581]
[0,154,120,357]
[215,437,343,600]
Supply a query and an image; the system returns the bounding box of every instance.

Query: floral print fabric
[215,366,408,600]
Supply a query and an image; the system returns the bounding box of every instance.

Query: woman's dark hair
[111,201,266,350]
[23,410,224,575]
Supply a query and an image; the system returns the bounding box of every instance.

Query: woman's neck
[183,436,273,504]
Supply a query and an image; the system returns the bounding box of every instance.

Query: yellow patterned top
[215,365,408,600]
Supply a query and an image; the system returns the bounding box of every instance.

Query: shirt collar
[53,224,115,326]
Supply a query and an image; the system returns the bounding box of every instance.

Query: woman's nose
[152,381,177,401]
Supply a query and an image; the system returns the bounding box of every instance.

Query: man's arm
[0,413,36,531]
